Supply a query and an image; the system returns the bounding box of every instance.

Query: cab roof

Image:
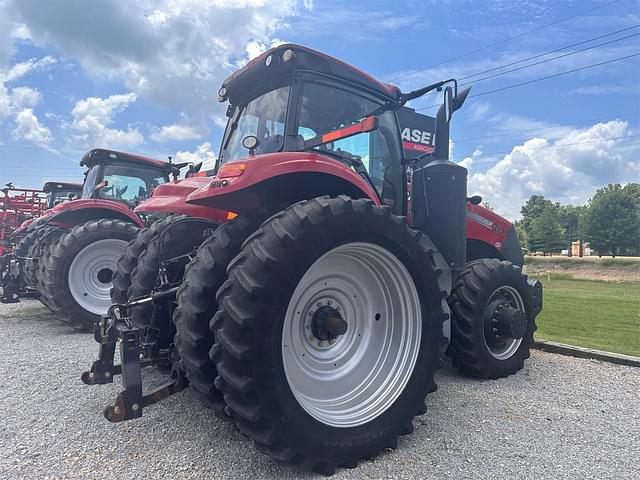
[220,44,401,105]
[80,148,173,172]
[43,182,82,193]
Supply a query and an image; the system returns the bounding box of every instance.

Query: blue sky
[0,0,638,218]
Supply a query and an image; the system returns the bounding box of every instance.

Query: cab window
[296,81,404,213]
[100,164,168,207]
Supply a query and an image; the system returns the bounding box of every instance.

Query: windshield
[81,164,168,207]
[219,85,290,165]
[46,190,78,209]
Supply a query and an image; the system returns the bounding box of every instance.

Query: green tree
[514,219,527,252]
[520,195,557,233]
[583,184,640,256]
[558,205,583,256]
[521,195,565,253]
[528,209,565,254]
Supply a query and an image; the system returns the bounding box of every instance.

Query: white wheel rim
[483,285,525,360]
[282,242,422,428]
[68,238,128,315]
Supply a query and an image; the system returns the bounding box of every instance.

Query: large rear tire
[33,227,64,311]
[173,211,272,417]
[212,196,447,474]
[13,226,43,286]
[447,259,537,379]
[41,219,139,330]
[110,218,172,305]
[127,216,217,349]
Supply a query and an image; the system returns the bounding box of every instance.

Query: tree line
[514,183,640,257]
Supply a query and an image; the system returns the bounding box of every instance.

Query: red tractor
[43,181,83,209]
[84,44,542,475]
[0,149,225,322]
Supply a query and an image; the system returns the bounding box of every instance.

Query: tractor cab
[215,44,409,214]
[79,149,181,208]
[43,182,82,209]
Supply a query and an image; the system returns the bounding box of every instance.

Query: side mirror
[443,86,454,124]
[467,195,482,205]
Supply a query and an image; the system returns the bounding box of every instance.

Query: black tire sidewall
[47,220,138,327]
[452,260,535,376]
[224,199,443,459]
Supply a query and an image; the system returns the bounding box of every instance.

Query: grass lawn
[534,275,640,356]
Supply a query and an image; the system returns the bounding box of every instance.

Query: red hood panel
[186,152,380,213]
[136,177,228,223]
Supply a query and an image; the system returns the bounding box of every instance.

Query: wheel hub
[482,286,527,360]
[282,242,422,428]
[311,305,348,342]
[492,302,527,339]
[68,238,128,315]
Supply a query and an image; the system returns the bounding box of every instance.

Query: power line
[389,0,622,82]
[455,111,640,143]
[417,52,640,111]
[459,32,640,87]
[458,24,639,82]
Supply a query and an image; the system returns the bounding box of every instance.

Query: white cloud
[174,142,217,171]
[6,1,307,132]
[2,56,57,82]
[468,120,640,219]
[151,122,206,142]
[458,147,482,170]
[566,84,639,96]
[1,56,53,121]
[9,86,41,109]
[12,108,52,144]
[70,93,143,149]
[0,56,53,140]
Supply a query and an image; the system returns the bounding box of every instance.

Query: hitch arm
[81,296,186,423]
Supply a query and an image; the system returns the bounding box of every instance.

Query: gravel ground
[1,300,638,479]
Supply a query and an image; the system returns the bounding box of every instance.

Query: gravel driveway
[1,300,638,479]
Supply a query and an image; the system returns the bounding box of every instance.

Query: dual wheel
[177,197,448,474]
[105,196,537,474]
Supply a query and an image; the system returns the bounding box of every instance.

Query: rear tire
[13,226,43,286]
[41,219,139,330]
[33,227,64,311]
[127,216,217,349]
[173,211,273,417]
[447,259,537,379]
[110,219,171,305]
[212,196,447,474]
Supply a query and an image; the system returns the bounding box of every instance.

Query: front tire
[212,196,447,474]
[448,259,537,379]
[41,219,139,330]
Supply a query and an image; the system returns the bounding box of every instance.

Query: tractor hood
[186,152,380,214]
[135,177,229,223]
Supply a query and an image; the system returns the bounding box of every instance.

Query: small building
[571,241,591,257]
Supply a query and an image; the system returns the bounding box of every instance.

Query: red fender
[45,199,145,228]
[135,177,228,223]
[186,152,380,213]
